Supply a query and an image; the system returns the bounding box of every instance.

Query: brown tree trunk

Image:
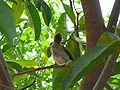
[0,50,15,90]
[79,0,106,89]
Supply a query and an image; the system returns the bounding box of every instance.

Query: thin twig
[20,77,36,90]
[12,65,65,77]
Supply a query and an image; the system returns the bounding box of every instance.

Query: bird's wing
[61,45,74,61]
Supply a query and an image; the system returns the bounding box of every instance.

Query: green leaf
[47,46,51,58]
[66,34,80,60]
[97,32,120,45]
[62,40,120,90]
[53,67,68,90]
[12,0,24,23]
[9,60,39,68]
[58,13,66,28]
[114,61,120,74]
[78,16,85,31]
[25,2,41,41]
[0,1,16,43]
[115,22,120,36]
[13,74,28,82]
[74,35,86,50]
[56,13,67,42]
[2,44,12,52]
[62,3,76,23]
[10,0,17,4]
[7,61,22,72]
[33,0,43,11]
[41,1,51,26]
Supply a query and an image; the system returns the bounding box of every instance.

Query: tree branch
[93,54,118,90]
[93,0,120,89]
[12,65,65,77]
[107,0,120,33]
[79,0,106,89]
[0,50,15,89]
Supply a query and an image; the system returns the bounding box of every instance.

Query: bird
[51,33,74,65]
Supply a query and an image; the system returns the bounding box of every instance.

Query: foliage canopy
[0,0,120,89]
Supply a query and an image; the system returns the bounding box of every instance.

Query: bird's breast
[51,45,72,65]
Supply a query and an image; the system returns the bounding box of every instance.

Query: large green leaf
[0,1,16,43]
[97,32,120,45]
[56,13,67,42]
[25,2,41,41]
[62,40,120,90]
[7,61,22,72]
[12,0,24,23]
[41,1,51,26]
[58,13,66,28]
[66,34,80,60]
[78,16,86,32]
[9,60,39,68]
[33,0,51,26]
[53,67,68,90]
[62,3,76,23]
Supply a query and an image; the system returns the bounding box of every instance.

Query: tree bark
[93,0,120,89]
[79,0,106,89]
[93,54,118,90]
[0,50,15,90]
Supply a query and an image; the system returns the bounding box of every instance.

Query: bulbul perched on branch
[51,33,74,65]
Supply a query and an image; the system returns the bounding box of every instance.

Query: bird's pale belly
[54,55,66,65]
[52,48,71,65]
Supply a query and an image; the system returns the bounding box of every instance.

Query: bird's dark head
[54,33,62,43]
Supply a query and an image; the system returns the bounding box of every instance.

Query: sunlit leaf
[62,3,76,23]
[58,13,66,28]
[9,60,39,68]
[12,0,24,23]
[0,1,16,43]
[41,51,48,64]
[13,74,28,82]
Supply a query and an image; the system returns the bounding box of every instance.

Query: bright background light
[99,0,115,16]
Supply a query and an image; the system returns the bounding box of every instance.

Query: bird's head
[54,33,62,43]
